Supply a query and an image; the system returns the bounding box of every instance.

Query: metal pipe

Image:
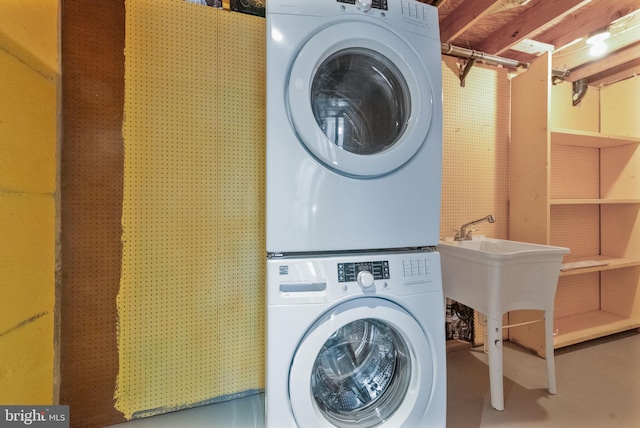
[441,43,526,69]
[440,42,571,80]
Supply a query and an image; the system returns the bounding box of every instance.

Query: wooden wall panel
[509,53,551,245]
[549,80,600,132]
[59,0,126,426]
[600,76,640,138]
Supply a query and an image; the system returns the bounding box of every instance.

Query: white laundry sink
[437,238,569,320]
[437,237,569,411]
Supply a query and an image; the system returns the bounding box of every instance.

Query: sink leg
[545,310,557,395]
[487,317,504,411]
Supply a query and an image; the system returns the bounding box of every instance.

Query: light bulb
[589,41,607,57]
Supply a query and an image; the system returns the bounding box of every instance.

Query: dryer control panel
[337,0,388,11]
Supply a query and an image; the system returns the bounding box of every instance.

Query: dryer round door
[287,21,434,178]
[289,298,435,428]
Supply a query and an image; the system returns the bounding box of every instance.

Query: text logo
[1,406,69,428]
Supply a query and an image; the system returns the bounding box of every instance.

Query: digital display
[338,260,390,282]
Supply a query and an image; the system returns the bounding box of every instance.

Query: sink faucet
[454,215,495,241]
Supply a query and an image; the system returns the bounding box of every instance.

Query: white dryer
[266,0,443,253]
[266,250,446,427]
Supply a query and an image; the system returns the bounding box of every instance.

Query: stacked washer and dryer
[266,1,446,426]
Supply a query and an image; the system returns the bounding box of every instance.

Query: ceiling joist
[435,0,640,86]
[439,0,502,43]
[476,0,592,55]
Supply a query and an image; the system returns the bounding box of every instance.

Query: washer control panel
[337,0,388,11]
[338,260,390,282]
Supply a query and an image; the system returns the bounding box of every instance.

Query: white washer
[266,250,446,427]
[266,0,443,253]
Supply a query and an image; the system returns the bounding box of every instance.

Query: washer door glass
[288,298,434,428]
[287,21,434,178]
[311,318,410,427]
[311,48,410,156]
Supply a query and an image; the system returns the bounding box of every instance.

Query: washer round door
[287,21,435,178]
[289,298,436,428]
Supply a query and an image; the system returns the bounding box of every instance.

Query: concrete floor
[109,330,640,427]
[447,330,640,427]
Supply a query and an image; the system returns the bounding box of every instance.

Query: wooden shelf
[550,199,640,205]
[551,128,640,148]
[554,310,640,349]
[510,58,640,354]
[560,255,640,276]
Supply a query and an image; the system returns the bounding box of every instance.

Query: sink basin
[437,238,569,319]
[437,237,569,411]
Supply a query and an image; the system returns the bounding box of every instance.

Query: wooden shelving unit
[550,127,640,148]
[553,310,639,348]
[551,199,640,205]
[508,53,640,357]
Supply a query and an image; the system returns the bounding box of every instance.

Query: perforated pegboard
[440,58,510,346]
[440,57,509,241]
[117,0,264,419]
[554,273,600,319]
[550,145,599,200]
[59,0,126,426]
[550,205,600,259]
[215,9,266,394]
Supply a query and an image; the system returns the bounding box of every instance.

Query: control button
[357,270,375,288]
[356,0,373,12]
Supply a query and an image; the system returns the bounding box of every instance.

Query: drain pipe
[572,79,589,106]
[441,43,571,86]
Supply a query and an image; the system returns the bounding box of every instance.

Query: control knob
[355,0,373,12]
[357,270,375,289]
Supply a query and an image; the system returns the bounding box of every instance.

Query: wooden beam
[568,42,640,81]
[439,0,502,43]
[552,4,640,70]
[476,0,592,55]
[588,57,640,86]
[543,0,640,53]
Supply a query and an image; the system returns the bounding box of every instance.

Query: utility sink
[437,238,569,319]
[437,237,569,411]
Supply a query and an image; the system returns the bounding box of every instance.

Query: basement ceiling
[426,0,640,87]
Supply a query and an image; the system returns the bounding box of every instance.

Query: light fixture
[589,41,608,57]
[585,27,611,45]
[585,27,611,57]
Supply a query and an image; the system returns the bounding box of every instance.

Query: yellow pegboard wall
[440,57,509,240]
[216,11,266,392]
[117,0,264,419]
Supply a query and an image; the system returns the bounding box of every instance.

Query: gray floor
[109,330,640,427]
[447,330,640,427]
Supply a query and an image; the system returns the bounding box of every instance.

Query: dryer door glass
[310,318,411,427]
[287,21,434,178]
[310,48,410,156]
